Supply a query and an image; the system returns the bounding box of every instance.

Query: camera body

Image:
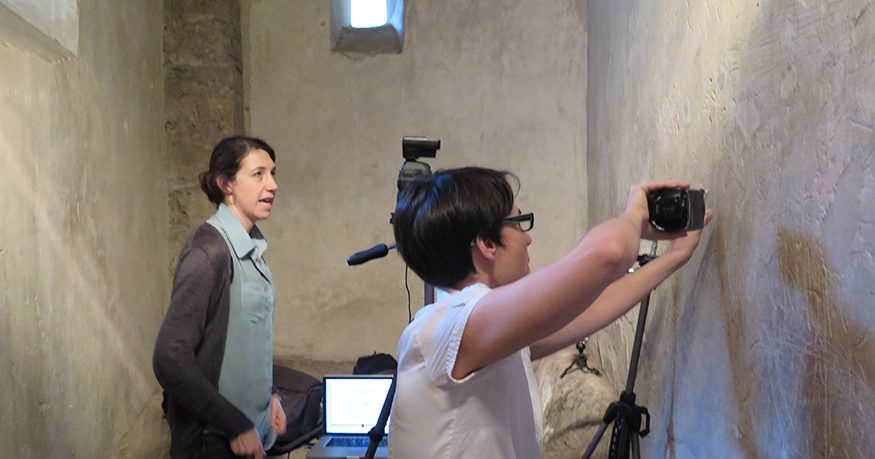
[390,137,440,225]
[647,187,706,232]
[402,136,439,161]
[397,136,440,194]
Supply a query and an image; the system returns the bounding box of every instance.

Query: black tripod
[347,136,442,459]
[581,242,658,459]
[362,373,396,459]
[346,246,432,459]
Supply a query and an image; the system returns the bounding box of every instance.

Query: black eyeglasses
[502,212,534,232]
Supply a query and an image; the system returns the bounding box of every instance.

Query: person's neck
[454,273,494,291]
[224,202,254,233]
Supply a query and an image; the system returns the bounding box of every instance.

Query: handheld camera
[647,187,706,232]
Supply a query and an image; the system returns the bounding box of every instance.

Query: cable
[404,266,412,323]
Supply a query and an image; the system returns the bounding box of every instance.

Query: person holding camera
[387,167,712,459]
[153,136,287,459]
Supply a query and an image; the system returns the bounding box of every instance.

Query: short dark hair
[393,167,516,289]
[199,136,276,206]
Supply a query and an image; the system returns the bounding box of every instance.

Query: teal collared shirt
[207,204,277,449]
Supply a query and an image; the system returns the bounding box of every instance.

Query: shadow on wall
[776,228,875,459]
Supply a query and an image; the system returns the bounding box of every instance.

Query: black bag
[353,352,398,375]
[266,365,323,455]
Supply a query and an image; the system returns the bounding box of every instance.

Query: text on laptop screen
[324,376,392,435]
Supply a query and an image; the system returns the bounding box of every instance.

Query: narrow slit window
[331,0,404,54]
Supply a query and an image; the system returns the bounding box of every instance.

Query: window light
[331,0,404,54]
[350,0,388,29]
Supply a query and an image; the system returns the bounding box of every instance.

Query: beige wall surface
[247,0,588,362]
[588,0,875,457]
[0,0,167,457]
[0,0,79,55]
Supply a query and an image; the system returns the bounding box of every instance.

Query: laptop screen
[324,375,393,435]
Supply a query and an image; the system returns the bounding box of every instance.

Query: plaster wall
[0,0,167,457]
[246,0,589,362]
[165,0,245,275]
[588,0,875,457]
[0,0,78,56]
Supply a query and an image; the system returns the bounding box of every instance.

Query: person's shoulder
[449,283,491,309]
[185,223,230,266]
[413,286,487,335]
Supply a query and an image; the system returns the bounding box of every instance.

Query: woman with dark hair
[154,136,285,459]
[388,167,712,459]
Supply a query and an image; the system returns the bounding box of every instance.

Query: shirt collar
[437,282,487,298]
[214,203,268,259]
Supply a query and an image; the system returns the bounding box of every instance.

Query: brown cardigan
[153,223,254,458]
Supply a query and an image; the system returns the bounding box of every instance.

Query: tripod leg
[610,417,632,459]
[631,432,640,459]
[580,422,610,459]
[582,246,658,459]
[364,374,396,459]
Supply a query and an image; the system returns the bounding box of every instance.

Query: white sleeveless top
[388,283,544,459]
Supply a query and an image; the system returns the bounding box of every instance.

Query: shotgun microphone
[347,243,397,266]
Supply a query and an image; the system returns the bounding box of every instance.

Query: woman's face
[492,204,533,286]
[221,149,277,231]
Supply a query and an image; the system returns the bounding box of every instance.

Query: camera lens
[648,188,689,231]
[646,187,706,231]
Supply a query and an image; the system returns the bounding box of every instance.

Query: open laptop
[306,374,393,459]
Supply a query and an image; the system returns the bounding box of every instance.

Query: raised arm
[529,209,712,360]
[452,180,695,379]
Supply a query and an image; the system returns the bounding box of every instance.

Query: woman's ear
[472,237,498,260]
[218,176,234,197]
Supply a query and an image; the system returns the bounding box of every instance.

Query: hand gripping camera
[646,187,706,232]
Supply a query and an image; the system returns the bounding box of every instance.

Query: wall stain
[776,228,875,458]
[712,224,762,459]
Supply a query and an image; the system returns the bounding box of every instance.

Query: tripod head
[636,241,659,267]
[347,136,440,266]
[395,136,440,219]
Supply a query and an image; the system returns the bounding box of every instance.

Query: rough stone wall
[588,0,875,457]
[534,345,616,459]
[246,0,589,365]
[165,0,244,271]
[0,0,166,457]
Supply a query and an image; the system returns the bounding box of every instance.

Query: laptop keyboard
[326,436,388,448]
